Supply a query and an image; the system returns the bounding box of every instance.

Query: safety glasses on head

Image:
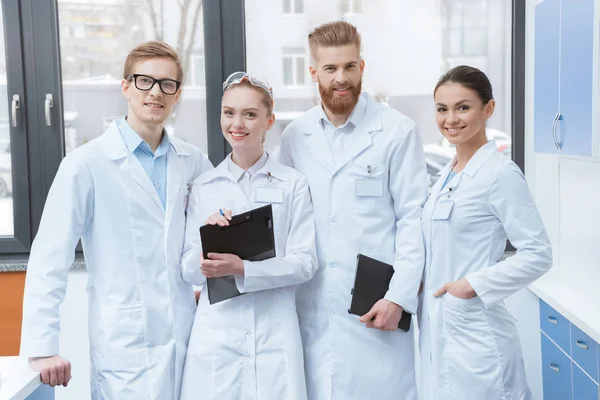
[223,71,273,98]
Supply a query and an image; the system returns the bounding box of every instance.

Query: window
[190,50,205,87]
[444,0,488,57]
[283,0,304,15]
[342,0,364,14]
[282,47,307,88]
[58,0,209,154]
[0,0,243,256]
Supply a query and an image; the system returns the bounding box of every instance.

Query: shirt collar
[318,91,367,130]
[117,116,171,156]
[227,151,269,182]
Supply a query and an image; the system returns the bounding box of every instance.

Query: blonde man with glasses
[280,21,428,400]
[20,41,213,399]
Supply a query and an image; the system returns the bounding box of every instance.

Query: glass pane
[342,0,349,14]
[283,0,291,14]
[283,57,293,86]
[463,28,487,56]
[295,57,305,85]
[448,29,462,56]
[354,0,363,13]
[294,0,304,14]
[57,0,209,154]
[246,0,512,167]
[0,6,14,236]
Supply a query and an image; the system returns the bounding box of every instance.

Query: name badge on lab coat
[431,198,454,220]
[356,179,383,197]
[256,187,283,203]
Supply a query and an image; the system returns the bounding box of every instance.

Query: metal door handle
[576,339,589,351]
[551,112,562,150]
[549,363,560,373]
[11,94,20,127]
[548,316,558,325]
[45,93,54,126]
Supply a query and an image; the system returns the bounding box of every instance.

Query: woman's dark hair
[434,65,494,105]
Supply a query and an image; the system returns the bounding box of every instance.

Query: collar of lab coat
[227,151,269,182]
[300,92,382,171]
[99,120,191,160]
[200,151,289,185]
[432,141,497,199]
[459,140,498,178]
[304,92,380,136]
[316,92,368,131]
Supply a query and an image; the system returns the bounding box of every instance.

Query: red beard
[319,79,362,115]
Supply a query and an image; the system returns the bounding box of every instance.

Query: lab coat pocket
[97,304,146,369]
[350,162,388,209]
[442,295,504,399]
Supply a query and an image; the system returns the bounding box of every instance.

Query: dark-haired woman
[418,65,552,399]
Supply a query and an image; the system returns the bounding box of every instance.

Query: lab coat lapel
[332,97,380,173]
[301,108,335,171]
[164,148,184,232]
[99,122,164,213]
[120,155,164,213]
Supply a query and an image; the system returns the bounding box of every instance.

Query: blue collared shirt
[317,92,368,163]
[117,117,170,209]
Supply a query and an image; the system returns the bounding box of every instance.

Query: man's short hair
[308,21,362,62]
[123,41,184,82]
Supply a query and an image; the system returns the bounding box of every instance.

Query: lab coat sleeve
[465,163,552,308]
[20,152,93,357]
[180,181,207,286]
[383,122,428,315]
[235,176,317,293]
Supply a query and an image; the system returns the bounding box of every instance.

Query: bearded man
[279,20,429,400]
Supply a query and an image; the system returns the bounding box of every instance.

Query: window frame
[282,49,307,88]
[282,0,304,16]
[342,0,364,15]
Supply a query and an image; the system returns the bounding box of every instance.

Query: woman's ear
[484,99,496,120]
[266,113,276,131]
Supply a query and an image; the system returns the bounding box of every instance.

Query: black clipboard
[348,254,412,332]
[200,204,276,304]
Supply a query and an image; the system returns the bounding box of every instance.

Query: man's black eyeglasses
[127,74,181,95]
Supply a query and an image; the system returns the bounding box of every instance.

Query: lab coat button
[244,305,250,310]
[330,216,336,223]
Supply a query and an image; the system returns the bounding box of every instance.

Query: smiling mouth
[145,102,164,109]
[230,132,249,139]
[333,87,350,93]
[445,127,465,134]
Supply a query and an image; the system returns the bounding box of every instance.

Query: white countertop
[0,357,41,400]
[531,274,600,344]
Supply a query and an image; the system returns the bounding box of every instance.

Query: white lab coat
[419,141,552,400]
[179,153,317,400]
[20,121,213,400]
[279,93,428,400]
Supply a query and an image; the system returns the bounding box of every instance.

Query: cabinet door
[559,0,595,156]
[573,362,599,400]
[542,333,573,400]
[534,0,561,154]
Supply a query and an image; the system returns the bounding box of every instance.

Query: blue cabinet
[542,334,573,400]
[539,299,600,400]
[573,364,598,400]
[534,0,595,156]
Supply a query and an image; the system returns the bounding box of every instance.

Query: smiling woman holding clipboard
[178,72,317,400]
